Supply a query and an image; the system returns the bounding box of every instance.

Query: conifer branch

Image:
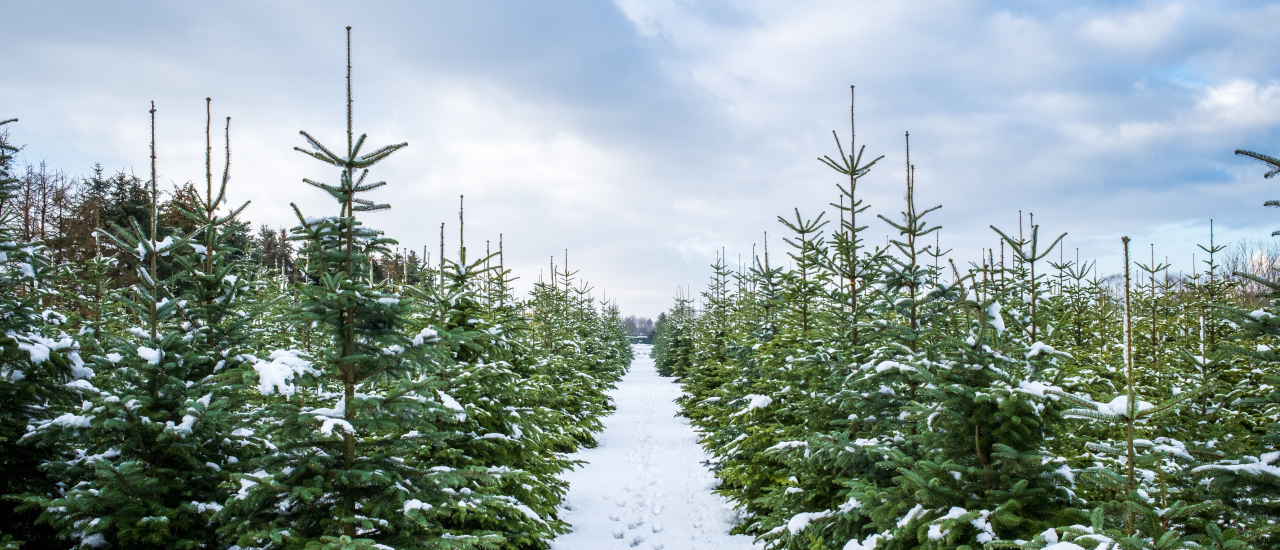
[1236,149,1280,179]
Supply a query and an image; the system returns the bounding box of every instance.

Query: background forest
[653,106,1280,550]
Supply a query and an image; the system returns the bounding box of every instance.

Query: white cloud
[4,0,1280,316]
[1196,79,1280,129]
[1082,2,1187,52]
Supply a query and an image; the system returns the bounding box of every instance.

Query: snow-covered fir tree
[216,29,475,549]
[24,103,262,549]
[656,100,1280,550]
[0,118,92,549]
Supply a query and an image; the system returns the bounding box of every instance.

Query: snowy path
[552,345,761,550]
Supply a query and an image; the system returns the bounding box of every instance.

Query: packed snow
[733,394,773,416]
[987,301,1005,335]
[1093,395,1154,418]
[254,349,318,396]
[552,345,761,550]
[437,391,467,422]
[137,346,162,365]
[1193,451,1280,478]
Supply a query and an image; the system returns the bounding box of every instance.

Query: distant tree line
[0,134,447,293]
[621,315,655,339]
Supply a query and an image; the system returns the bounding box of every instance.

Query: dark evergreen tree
[0,118,88,549]
[1186,150,1280,548]
[410,232,577,548]
[218,28,510,549]
[24,103,262,549]
[652,295,696,378]
[1235,149,1280,236]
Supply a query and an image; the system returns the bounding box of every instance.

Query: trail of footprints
[595,389,731,549]
[554,347,755,550]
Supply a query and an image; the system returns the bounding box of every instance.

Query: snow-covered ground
[552,345,761,550]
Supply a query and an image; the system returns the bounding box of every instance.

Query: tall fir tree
[219,28,516,549]
[410,226,577,548]
[0,119,89,549]
[24,102,261,549]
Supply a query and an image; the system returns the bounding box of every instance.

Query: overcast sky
[5,1,1280,317]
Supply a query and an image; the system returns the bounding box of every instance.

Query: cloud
[3,0,1280,317]
[1082,3,1187,53]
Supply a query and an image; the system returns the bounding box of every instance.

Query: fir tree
[219,28,514,549]
[24,102,261,549]
[0,118,89,549]
[652,293,696,378]
[1185,151,1280,548]
[411,225,577,548]
[820,85,884,353]
[1235,149,1280,236]
[864,222,1079,550]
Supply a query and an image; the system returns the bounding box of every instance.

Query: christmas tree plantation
[654,89,1280,550]
[0,29,629,550]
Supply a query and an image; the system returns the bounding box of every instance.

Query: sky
[4,0,1280,318]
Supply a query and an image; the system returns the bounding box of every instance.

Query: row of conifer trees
[0,30,631,550]
[653,90,1280,550]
